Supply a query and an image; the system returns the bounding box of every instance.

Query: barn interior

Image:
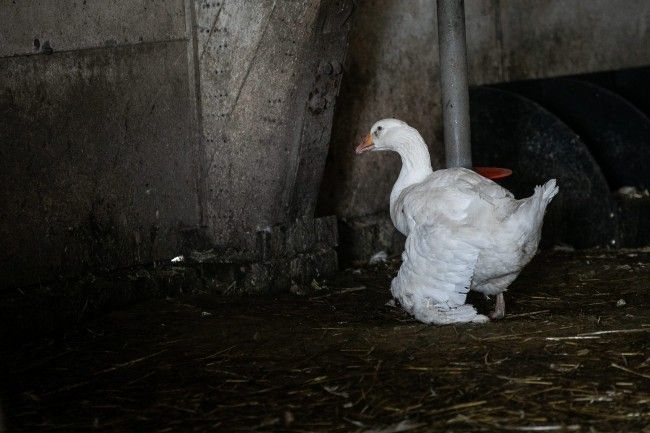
[1,1,649,432]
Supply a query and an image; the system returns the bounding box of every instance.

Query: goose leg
[489,293,506,320]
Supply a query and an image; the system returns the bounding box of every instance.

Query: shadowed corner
[0,398,5,433]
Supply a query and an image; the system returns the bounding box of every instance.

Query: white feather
[364,119,558,325]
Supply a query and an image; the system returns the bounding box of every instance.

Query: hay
[2,250,649,432]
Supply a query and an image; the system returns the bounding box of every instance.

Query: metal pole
[437,0,472,168]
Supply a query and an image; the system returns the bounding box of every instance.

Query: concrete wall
[2,0,649,288]
[0,0,353,289]
[0,0,200,288]
[0,0,187,57]
[195,0,352,248]
[320,0,650,226]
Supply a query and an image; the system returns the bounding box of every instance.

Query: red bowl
[473,167,512,180]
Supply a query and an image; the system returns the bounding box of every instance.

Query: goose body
[356,119,558,324]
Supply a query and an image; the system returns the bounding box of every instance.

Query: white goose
[356,119,558,324]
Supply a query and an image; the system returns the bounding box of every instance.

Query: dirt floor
[2,250,649,432]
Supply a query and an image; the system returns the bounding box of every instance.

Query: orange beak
[355,133,374,154]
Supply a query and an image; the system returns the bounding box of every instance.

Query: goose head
[355,118,433,174]
[355,118,411,154]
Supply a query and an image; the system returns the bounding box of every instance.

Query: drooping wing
[395,223,483,308]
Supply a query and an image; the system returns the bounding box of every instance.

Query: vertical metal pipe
[437,0,472,168]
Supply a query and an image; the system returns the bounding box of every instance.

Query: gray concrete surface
[0,0,353,290]
[496,0,650,82]
[0,41,200,288]
[0,0,186,57]
[197,0,352,247]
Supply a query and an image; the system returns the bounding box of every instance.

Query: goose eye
[374,126,383,136]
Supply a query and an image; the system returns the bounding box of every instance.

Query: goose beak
[355,133,374,154]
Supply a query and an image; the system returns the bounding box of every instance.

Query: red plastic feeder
[473,167,512,180]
